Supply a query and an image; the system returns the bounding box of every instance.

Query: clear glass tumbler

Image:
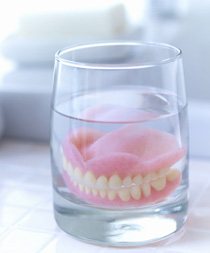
[51,42,188,247]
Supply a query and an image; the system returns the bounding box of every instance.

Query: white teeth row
[61,152,180,202]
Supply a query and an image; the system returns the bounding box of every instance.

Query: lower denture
[61,124,184,207]
[62,160,180,198]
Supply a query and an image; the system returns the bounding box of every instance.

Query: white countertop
[0,139,210,253]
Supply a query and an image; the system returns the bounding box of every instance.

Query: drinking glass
[51,42,188,247]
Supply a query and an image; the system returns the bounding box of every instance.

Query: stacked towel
[1,1,134,65]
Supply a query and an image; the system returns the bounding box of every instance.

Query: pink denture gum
[61,105,185,208]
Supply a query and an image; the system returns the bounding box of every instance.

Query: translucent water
[51,86,188,246]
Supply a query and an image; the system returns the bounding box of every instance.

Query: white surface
[0,139,210,252]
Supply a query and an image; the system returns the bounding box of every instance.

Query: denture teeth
[144,172,157,183]
[74,168,83,182]
[65,163,180,201]
[67,163,74,176]
[133,174,143,186]
[166,169,180,182]
[62,155,68,171]
[151,177,166,191]
[99,190,106,198]
[79,184,84,192]
[130,186,141,200]
[96,176,108,189]
[84,171,96,187]
[159,168,169,177]
[85,186,91,194]
[92,189,98,196]
[108,175,122,189]
[108,190,116,200]
[142,183,151,197]
[123,176,132,187]
[118,189,130,201]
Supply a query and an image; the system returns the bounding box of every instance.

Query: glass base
[53,189,188,247]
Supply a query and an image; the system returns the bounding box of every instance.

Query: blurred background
[0,0,209,158]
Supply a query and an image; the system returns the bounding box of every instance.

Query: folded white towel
[18,2,129,38]
[0,1,136,64]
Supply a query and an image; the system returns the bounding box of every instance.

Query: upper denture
[85,125,185,174]
[63,125,185,177]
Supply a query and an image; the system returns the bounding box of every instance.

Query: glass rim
[55,41,182,70]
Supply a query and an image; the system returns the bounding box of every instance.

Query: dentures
[61,124,185,207]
